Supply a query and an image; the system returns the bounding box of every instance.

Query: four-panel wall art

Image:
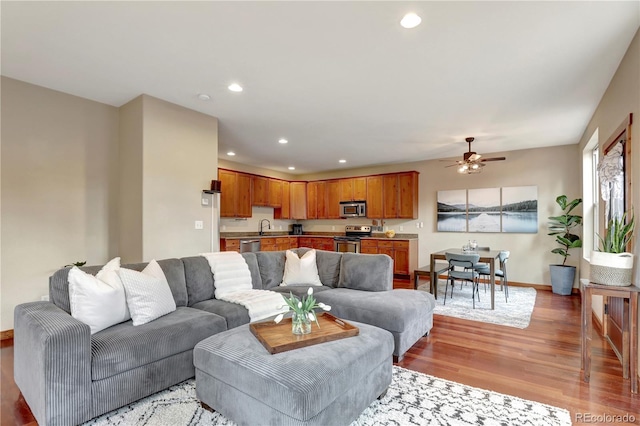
[437,186,538,233]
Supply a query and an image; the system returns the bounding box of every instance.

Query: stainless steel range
[334,225,372,253]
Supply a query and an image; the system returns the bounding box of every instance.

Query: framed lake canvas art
[437,190,467,232]
[468,187,501,232]
[501,186,538,233]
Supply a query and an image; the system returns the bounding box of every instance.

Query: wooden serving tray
[250,312,359,354]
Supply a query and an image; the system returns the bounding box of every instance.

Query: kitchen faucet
[259,219,271,236]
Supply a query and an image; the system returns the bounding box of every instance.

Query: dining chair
[476,251,510,302]
[445,252,481,308]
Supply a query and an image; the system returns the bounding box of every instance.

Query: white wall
[141,95,218,260]
[1,77,120,330]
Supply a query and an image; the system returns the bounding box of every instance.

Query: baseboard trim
[0,329,14,341]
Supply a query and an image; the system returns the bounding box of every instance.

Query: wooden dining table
[429,248,503,310]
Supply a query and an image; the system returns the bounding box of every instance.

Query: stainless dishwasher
[240,239,261,253]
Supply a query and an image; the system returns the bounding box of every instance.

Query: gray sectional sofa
[14,249,436,426]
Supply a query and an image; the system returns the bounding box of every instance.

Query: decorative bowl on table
[385,230,396,238]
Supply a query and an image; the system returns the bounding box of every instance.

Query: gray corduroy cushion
[91,307,226,381]
[315,289,435,333]
[191,299,250,329]
[255,251,287,289]
[297,248,343,287]
[182,256,215,306]
[338,252,393,291]
[194,321,393,422]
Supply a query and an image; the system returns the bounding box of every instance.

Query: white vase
[590,251,634,286]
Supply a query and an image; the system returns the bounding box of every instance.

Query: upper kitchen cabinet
[219,169,252,218]
[251,176,269,206]
[366,175,383,219]
[326,180,341,219]
[274,181,290,219]
[397,171,419,219]
[306,181,327,219]
[339,177,367,201]
[252,176,283,208]
[269,179,283,208]
[290,182,307,220]
[381,171,419,219]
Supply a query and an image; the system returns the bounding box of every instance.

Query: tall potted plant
[591,212,635,286]
[548,195,582,295]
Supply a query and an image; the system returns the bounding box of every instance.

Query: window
[582,129,599,259]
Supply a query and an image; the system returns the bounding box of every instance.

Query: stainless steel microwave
[340,201,366,218]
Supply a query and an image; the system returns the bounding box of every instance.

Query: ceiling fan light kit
[444,137,506,174]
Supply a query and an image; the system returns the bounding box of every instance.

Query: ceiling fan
[442,137,506,174]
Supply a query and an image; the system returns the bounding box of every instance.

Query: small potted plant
[591,212,635,286]
[274,288,331,335]
[548,195,583,295]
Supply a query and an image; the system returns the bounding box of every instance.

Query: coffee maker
[291,224,303,235]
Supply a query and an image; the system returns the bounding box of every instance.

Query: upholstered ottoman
[193,321,394,426]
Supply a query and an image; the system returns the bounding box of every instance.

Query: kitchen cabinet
[260,238,277,251]
[269,179,283,208]
[307,181,328,219]
[381,172,419,219]
[382,175,398,219]
[339,177,367,201]
[274,181,290,219]
[253,176,283,208]
[252,176,269,206]
[220,238,240,252]
[359,238,417,276]
[366,175,383,219]
[398,172,419,219]
[298,237,334,251]
[219,169,252,218]
[306,181,318,220]
[276,237,299,250]
[290,182,307,220]
[326,180,341,219]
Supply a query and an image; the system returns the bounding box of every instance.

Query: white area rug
[83,366,571,426]
[418,280,537,329]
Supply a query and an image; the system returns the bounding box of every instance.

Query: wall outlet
[416,222,420,228]
[332,226,335,231]
[420,222,424,228]
[399,225,403,231]
[201,197,209,206]
[279,225,282,230]
[41,295,49,301]
[195,220,204,230]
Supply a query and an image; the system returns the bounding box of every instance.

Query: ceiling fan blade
[468,153,481,162]
[479,157,506,162]
[445,164,461,168]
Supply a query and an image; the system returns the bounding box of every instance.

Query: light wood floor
[2,281,639,425]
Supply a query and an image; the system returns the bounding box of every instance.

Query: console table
[581,281,639,393]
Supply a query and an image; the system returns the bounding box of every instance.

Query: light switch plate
[201,197,209,206]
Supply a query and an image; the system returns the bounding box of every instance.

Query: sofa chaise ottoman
[194,321,394,426]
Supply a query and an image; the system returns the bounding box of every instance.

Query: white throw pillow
[118,260,177,326]
[280,249,323,287]
[68,257,130,334]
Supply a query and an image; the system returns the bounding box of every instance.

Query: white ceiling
[2,1,639,174]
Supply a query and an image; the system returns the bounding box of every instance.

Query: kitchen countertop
[220,232,418,240]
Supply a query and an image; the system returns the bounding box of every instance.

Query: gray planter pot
[549,264,576,295]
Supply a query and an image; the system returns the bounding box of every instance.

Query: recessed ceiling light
[227,151,236,156]
[400,12,421,29]
[197,93,211,101]
[288,166,295,170]
[339,159,347,163]
[278,138,288,144]
[228,83,243,92]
